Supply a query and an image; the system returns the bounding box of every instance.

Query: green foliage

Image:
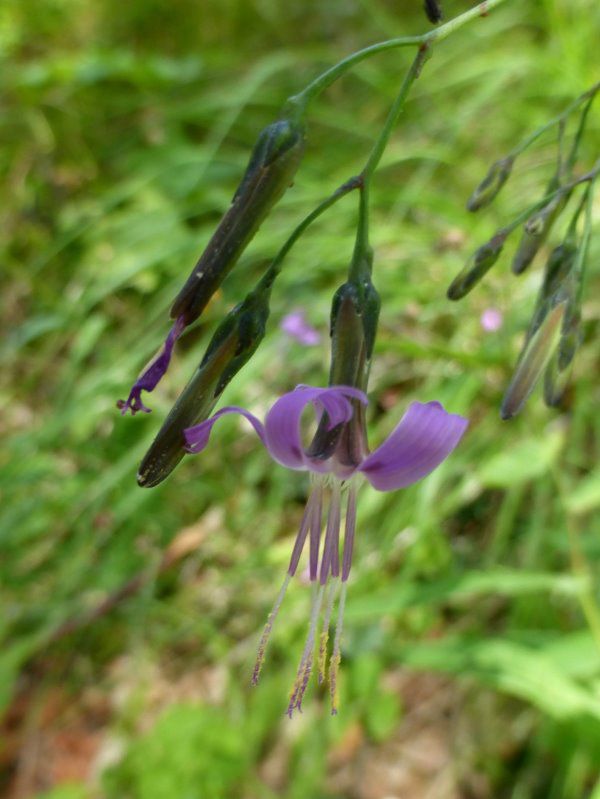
[103,705,248,799]
[2,0,600,798]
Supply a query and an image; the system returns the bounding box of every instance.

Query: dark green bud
[467,156,514,212]
[170,118,305,326]
[447,232,506,300]
[523,243,577,345]
[138,289,269,487]
[543,351,572,408]
[557,302,581,371]
[512,193,567,275]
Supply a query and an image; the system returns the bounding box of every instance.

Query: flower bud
[501,300,566,420]
[137,289,270,487]
[467,157,514,212]
[307,265,380,466]
[170,118,305,326]
[511,193,566,275]
[423,0,443,24]
[447,232,506,301]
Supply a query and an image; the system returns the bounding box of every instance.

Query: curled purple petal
[118,315,186,416]
[359,401,468,491]
[184,406,266,454]
[280,310,321,346]
[264,385,367,471]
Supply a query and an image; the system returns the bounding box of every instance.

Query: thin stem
[255,176,361,297]
[509,82,600,161]
[361,46,429,183]
[573,178,596,303]
[498,160,600,239]
[348,45,428,281]
[288,0,511,113]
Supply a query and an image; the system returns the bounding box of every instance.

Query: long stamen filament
[287,489,316,576]
[252,572,292,686]
[309,481,324,580]
[287,583,325,716]
[330,581,348,715]
[319,483,341,584]
[318,577,339,684]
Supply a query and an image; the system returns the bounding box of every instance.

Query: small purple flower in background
[480,308,503,333]
[184,384,467,716]
[280,309,321,346]
[117,316,186,415]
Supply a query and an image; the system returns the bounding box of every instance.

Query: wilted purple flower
[184,384,467,716]
[480,308,503,333]
[118,316,186,415]
[280,309,321,346]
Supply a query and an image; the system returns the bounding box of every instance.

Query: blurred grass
[1,0,600,797]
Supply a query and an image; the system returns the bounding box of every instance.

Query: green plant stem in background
[552,467,600,654]
[497,160,600,241]
[508,81,600,162]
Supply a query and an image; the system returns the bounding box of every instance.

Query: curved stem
[509,81,600,161]
[256,176,361,296]
[361,45,429,183]
[287,0,511,115]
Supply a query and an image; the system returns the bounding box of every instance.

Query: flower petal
[184,406,266,454]
[359,401,468,491]
[264,385,367,470]
[118,315,186,415]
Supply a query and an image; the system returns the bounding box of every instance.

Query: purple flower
[184,384,468,716]
[118,316,186,415]
[480,308,503,333]
[280,309,321,346]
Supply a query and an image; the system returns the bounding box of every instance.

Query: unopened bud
[138,290,270,487]
[308,266,380,466]
[543,351,572,408]
[447,232,506,301]
[512,193,566,275]
[170,118,305,326]
[557,306,581,371]
[467,157,514,212]
[501,300,566,420]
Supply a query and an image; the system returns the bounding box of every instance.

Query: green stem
[361,46,429,183]
[498,160,600,238]
[287,0,512,116]
[509,81,600,161]
[347,45,428,282]
[256,176,361,296]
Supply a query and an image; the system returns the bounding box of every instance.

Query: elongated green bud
[307,258,380,465]
[467,156,514,212]
[501,300,566,420]
[329,279,380,384]
[512,192,567,275]
[523,242,577,345]
[447,232,506,301]
[170,118,305,326]
[138,288,270,487]
[543,350,573,408]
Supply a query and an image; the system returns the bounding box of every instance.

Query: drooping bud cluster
[448,82,598,417]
